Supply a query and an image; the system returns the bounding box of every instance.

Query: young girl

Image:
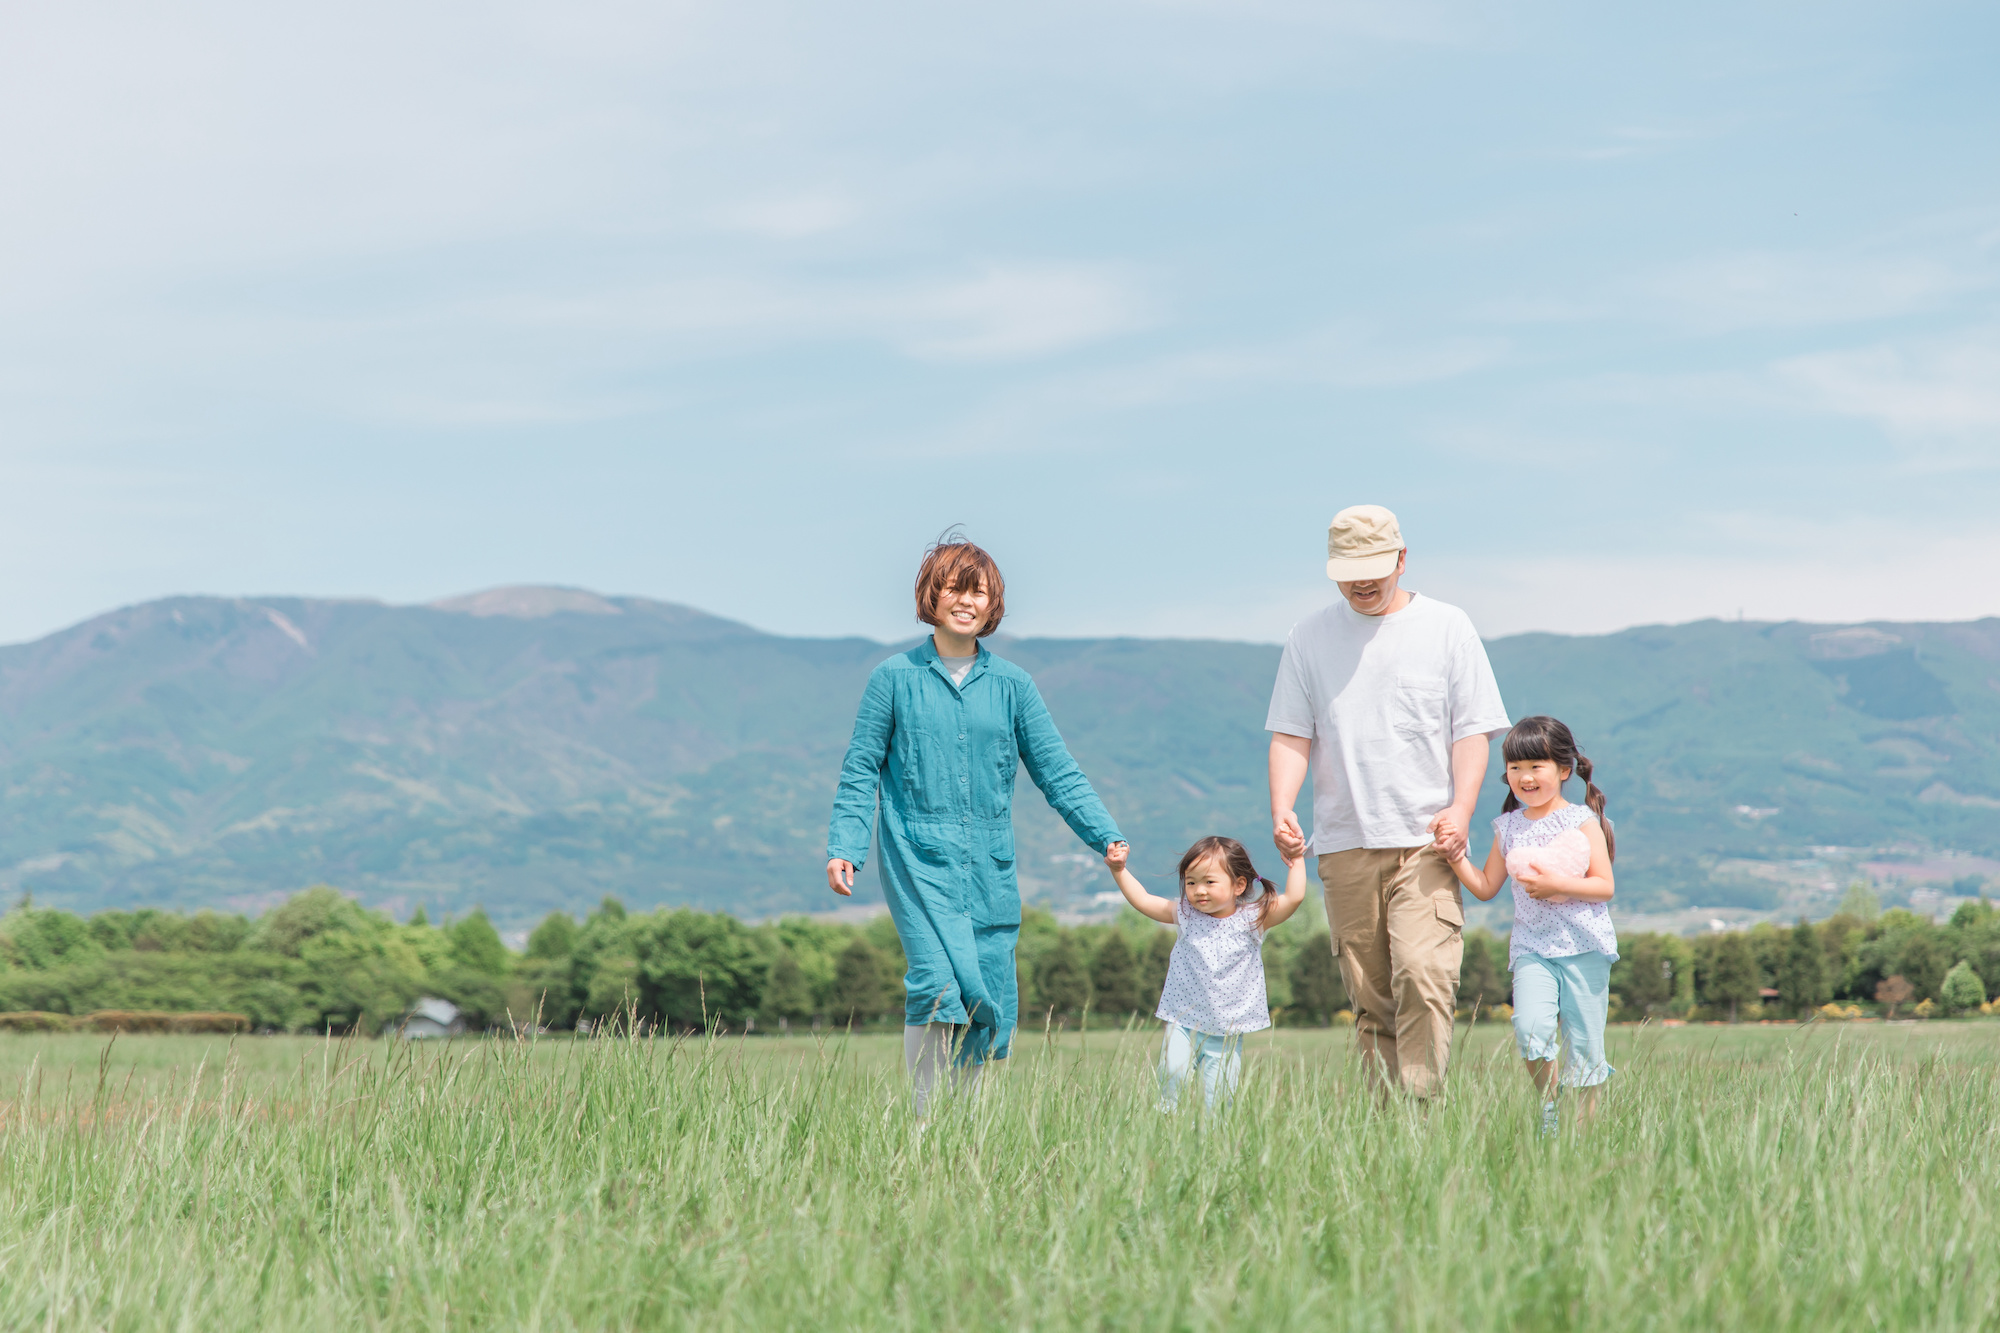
[1445,715,1617,1134]
[1104,836,1307,1110]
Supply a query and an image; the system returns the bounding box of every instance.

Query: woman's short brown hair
[915,535,1006,637]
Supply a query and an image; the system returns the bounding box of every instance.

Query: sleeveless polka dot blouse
[1154,896,1271,1037]
[1495,803,1618,967]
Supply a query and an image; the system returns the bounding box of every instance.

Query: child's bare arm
[1448,841,1507,901]
[1259,852,1311,928]
[1104,842,1177,925]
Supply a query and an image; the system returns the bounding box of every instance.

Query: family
[825,505,1619,1131]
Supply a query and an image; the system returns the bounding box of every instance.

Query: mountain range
[1,586,1995,931]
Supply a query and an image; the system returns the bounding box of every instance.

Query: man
[1266,505,1509,1099]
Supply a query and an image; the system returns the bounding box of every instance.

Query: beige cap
[1327,505,1404,581]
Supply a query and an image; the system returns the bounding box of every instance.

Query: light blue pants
[1511,951,1615,1089]
[1159,1025,1241,1111]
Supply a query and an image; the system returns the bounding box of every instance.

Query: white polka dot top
[1495,803,1618,968]
[1154,896,1271,1037]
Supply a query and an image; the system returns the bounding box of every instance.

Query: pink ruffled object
[1506,827,1591,883]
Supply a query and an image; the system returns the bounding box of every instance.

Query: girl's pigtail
[1254,875,1279,928]
[1575,753,1615,861]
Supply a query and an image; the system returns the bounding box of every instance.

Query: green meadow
[0,1022,1995,1331]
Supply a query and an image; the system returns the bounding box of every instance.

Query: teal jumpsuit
[827,639,1123,1064]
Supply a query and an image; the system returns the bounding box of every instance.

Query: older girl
[826,535,1125,1113]
[1444,715,1617,1134]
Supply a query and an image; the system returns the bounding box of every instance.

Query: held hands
[1272,811,1307,862]
[1428,810,1470,862]
[826,858,856,897]
[1103,841,1131,872]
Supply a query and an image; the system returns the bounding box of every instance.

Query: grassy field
[0,1020,1996,1330]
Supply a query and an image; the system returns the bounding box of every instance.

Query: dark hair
[914,530,1006,638]
[1177,836,1281,928]
[1500,716,1614,860]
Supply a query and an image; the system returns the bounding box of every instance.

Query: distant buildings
[398,997,465,1040]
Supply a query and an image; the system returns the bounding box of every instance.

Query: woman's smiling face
[933,579,992,643]
[1182,855,1247,917]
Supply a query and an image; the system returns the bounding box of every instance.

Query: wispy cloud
[715,192,863,240]
[878,322,1502,452]
[1429,523,2000,638]
[893,266,1158,361]
[1637,250,1975,332]
[1477,216,1998,334]
[1774,331,2000,460]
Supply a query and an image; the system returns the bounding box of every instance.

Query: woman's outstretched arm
[826,669,894,896]
[1014,677,1122,853]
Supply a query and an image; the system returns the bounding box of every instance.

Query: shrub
[1875,975,1915,1018]
[1033,935,1090,1022]
[79,1011,249,1034]
[1459,929,1509,1011]
[1288,933,1346,1025]
[762,949,816,1026]
[0,1011,72,1031]
[1940,961,1986,1015]
[831,940,889,1024]
[1087,933,1145,1020]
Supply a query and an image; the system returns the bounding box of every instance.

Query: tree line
[0,887,1994,1033]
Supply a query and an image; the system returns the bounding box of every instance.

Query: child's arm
[1104,842,1177,925]
[1518,822,1615,903]
[1447,839,1508,902]
[1258,851,1311,928]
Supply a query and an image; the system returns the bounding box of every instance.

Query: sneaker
[1540,1101,1560,1138]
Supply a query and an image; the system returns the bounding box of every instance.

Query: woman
[826,535,1125,1112]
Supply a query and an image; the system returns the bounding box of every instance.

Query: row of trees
[1607,902,2000,1021]
[1,888,1995,1033]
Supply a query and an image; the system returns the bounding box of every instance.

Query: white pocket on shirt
[1390,675,1447,741]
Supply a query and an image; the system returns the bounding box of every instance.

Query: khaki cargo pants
[1318,845,1465,1100]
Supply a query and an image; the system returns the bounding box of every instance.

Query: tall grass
[0,1021,1994,1330]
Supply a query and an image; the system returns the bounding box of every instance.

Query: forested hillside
[0,587,1994,928]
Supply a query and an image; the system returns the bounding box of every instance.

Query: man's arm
[1269,733,1311,859]
[1427,734,1490,861]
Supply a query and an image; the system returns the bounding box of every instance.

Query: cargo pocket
[1329,933,1361,1014]
[989,826,1016,869]
[1433,894,1466,987]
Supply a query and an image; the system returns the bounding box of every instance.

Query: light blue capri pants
[1511,951,1616,1088]
[1159,1025,1241,1111]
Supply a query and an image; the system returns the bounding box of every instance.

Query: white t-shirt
[938,653,977,685]
[1265,592,1510,854]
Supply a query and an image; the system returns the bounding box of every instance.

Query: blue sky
[2,1,1995,646]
